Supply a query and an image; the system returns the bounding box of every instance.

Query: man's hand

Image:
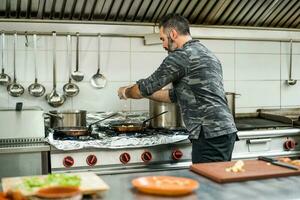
[118,86,128,100]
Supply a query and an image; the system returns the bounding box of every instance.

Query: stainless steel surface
[286,40,297,85]
[149,100,183,129]
[48,110,87,128]
[28,33,46,97]
[0,143,50,154]
[50,139,192,174]
[45,31,66,107]
[63,34,80,97]
[0,0,299,29]
[71,32,84,82]
[0,32,11,85]
[0,107,45,139]
[225,92,239,119]
[0,150,49,179]
[7,32,24,97]
[258,107,300,126]
[100,168,300,200]
[90,34,107,89]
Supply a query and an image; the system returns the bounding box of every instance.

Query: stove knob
[120,153,131,164]
[172,149,183,160]
[86,155,98,166]
[284,140,296,150]
[63,156,74,168]
[141,151,152,163]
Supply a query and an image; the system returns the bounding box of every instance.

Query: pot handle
[43,112,63,119]
[142,111,168,127]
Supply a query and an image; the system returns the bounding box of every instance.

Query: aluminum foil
[45,112,189,150]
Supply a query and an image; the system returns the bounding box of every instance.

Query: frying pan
[53,113,117,136]
[111,111,168,133]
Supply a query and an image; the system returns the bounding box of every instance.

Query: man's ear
[170,29,178,40]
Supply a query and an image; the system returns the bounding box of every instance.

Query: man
[118,13,237,163]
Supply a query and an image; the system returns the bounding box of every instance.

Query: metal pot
[149,100,183,129]
[45,110,87,128]
[225,92,240,119]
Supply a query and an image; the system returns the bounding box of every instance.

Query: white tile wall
[236,54,280,80]
[235,81,280,108]
[236,41,280,54]
[1,29,299,113]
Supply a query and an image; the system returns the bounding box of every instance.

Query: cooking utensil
[90,34,107,88]
[0,32,11,85]
[54,113,118,136]
[111,111,168,132]
[71,32,84,82]
[46,110,87,128]
[46,32,66,107]
[258,156,298,170]
[149,100,183,129]
[63,35,79,97]
[286,40,297,86]
[225,92,241,119]
[7,33,24,97]
[28,34,46,97]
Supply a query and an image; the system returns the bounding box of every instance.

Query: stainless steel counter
[0,143,50,154]
[99,169,299,200]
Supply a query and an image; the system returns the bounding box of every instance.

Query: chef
[118,13,237,163]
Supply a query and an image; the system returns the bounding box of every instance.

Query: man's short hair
[159,13,190,35]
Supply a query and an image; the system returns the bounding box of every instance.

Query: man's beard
[166,36,176,53]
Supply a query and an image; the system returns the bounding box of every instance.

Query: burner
[53,132,100,141]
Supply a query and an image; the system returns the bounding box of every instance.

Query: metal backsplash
[0,0,299,29]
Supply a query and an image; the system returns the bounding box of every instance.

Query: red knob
[63,156,74,168]
[86,155,98,166]
[284,140,296,150]
[120,153,131,164]
[141,151,152,163]
[172,149,183,160]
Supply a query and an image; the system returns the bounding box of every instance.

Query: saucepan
[110,111,168,133]
[53,113,118,136]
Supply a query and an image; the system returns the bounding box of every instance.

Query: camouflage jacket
[137,40,237,139]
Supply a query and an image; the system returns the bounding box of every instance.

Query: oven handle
[247,138,271,144]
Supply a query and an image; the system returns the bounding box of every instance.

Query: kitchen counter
[0,143,50,154]
[100,168,299,200]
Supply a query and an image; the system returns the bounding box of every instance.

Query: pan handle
[142,111,168,127]
[88,112,118,129]
[43,112,63,119]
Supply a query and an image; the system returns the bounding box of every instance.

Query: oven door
[0,146,50,179]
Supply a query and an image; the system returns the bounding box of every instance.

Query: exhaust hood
[0,0,299,29]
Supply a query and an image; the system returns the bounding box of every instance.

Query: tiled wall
[0,33,300,113]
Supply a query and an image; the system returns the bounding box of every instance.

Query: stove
[48,110,300,175]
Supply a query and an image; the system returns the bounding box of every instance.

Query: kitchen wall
[0,24,299,113]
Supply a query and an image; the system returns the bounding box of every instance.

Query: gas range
[48,112,191,174]
[48,110,300,175]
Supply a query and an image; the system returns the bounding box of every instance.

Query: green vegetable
[19,174,81,191]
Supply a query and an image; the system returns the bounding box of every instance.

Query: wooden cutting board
[1,172,109,196]
[190,160,300,183]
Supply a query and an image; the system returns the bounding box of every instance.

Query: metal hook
[24,31,28,47]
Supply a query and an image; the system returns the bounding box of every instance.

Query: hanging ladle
[63,34,79,97]
[7,33,24,97]
[90,34,107,88]
[45,32,66,107]
[28,34,46,97]
[286,39,297,86]
[71,32,84,82]
[0,32,11,85]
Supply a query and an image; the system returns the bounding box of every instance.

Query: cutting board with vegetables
[1,172,109,196]
[190,159,300,183]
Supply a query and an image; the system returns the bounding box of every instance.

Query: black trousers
[190,131,237,164]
